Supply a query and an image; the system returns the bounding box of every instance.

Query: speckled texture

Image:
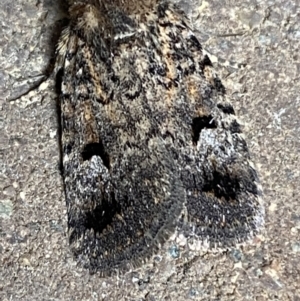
[0,0,299,300]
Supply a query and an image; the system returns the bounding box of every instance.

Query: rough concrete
[0,0,299,300]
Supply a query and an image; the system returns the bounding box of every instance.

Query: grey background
[1,0,299,300]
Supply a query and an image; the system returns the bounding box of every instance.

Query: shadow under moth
[55,0,264,275]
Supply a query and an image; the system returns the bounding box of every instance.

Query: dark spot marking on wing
[192,115,217,144]
[81,142,110,169]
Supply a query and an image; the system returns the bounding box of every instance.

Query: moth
[55,0,264,275]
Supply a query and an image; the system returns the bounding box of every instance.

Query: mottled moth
[55,0,264,275]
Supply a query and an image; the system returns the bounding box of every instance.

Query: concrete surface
[0,0,299,300]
